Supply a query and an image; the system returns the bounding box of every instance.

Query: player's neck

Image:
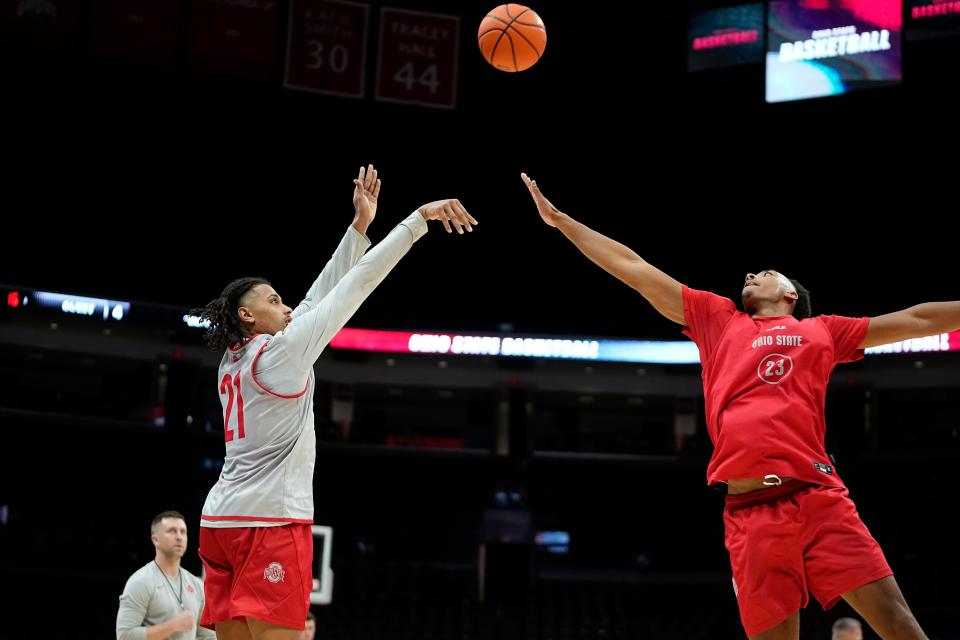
[749,302,793,318]
[154,553,181,577]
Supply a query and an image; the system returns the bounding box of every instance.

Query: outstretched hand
[417,199,478,234]
[521,172,565,228]
[352,164,381,234]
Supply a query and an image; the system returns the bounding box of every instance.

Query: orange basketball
[478,4,547,72]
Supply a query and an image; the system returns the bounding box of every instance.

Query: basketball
[478,4,547,72]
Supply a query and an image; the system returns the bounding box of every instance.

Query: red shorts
[724,483,891,637]
[199,524,313,630]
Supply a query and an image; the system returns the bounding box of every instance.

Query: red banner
[90,0,179,68]
[187,0,279,83]
[285,0,368,97]
[376,7,458,108]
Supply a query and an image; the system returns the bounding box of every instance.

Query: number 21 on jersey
[219,373,246,441]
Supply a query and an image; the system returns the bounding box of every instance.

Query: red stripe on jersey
[228,333,261,353]
[250,341,310,399]
[200,514,314,524]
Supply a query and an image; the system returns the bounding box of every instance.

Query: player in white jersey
[192,165,477,640]
[117,511,215,640]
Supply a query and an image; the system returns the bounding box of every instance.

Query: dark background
[1,0,958,638]
[4,0,958,338]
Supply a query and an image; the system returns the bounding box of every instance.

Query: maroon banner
[90,0,179,68]
[285,0,368,97]
[283,0,369,98]
[187,0,279,83]
[376,7,458,108]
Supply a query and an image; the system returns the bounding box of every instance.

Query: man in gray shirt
[117,511,216,640]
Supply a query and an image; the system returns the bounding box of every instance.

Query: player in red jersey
[522,172,959,640]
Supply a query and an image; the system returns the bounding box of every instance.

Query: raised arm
[273,200,477,372]
[292,165,381,319]
[521,173,685,325]
[860,302,960,349]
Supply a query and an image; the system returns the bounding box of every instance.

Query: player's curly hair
[190,277,270,351]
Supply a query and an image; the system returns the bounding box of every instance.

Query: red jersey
[681,286,869,488]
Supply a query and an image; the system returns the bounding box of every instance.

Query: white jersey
[201,212,428,527]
